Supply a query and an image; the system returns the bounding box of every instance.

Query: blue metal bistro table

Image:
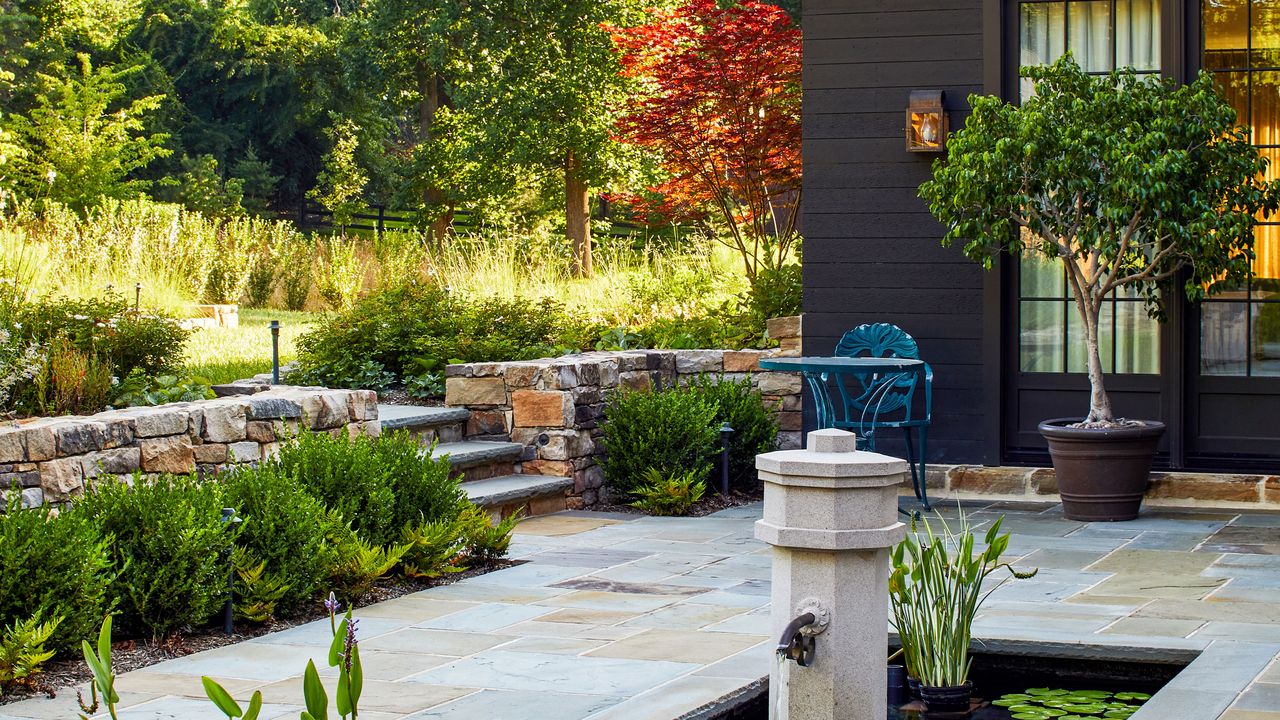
[758,356,932,511]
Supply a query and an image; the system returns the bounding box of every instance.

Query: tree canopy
[920,56,1280,424]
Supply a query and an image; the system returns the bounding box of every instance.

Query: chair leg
[918,427,931,511]
[903,427,919,500]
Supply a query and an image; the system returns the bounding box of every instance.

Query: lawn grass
[183,309,320,385]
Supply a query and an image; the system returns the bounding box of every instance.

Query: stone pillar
[755,428,907,720]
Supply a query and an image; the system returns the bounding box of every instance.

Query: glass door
[1188,0,1280,463]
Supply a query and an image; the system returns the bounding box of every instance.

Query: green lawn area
[184,308,320,385]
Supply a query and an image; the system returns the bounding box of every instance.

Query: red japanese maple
[607,0,801,280]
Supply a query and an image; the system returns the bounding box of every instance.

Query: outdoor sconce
[906,90,948,153]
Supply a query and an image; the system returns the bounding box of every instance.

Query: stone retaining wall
[443,316,804,509]
[924,464,1280,510]
[1,388,379,508]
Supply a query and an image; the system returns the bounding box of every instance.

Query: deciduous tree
[608,0,802,281]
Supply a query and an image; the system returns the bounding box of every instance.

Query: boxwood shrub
[0,492,115,653]
[600,384,719,499]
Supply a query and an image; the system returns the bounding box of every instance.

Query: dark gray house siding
[800,0,992,464]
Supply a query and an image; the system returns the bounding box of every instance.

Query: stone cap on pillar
[756,429,909,486]
[755,429,906,550]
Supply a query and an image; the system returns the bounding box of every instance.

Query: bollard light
[719,422,734,496]
[270,320,281,384]
[220,507,242,634]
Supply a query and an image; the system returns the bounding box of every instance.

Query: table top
[758,356,924,372]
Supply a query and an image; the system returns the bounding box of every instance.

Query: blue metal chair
[831,323,933,509]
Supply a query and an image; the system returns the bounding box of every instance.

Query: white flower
[45,169,56,184]
[72,314,87,321]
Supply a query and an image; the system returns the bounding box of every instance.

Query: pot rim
[1038,417,1166,440]
[918,680,974,692]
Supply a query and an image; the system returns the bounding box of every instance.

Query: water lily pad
[1114,692,1150,702]
[1028,688,1071,697]
[1104,711,1134,719]
[1013,713,1052,720]
[1062,704,1108,715]
[1075,691,1113,699]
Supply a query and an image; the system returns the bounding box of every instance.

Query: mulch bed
[594,486,763,517]
[1,560,515,706]
[376,389,444,407]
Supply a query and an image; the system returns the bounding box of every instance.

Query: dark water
[715,652,1183,720]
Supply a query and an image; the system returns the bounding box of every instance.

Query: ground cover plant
[0,429,517,697]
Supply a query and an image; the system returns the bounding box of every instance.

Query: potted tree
[920,57,1280,521]
[889,511,1035,712]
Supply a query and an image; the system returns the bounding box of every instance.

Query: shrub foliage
[73,474,235,638]
[600,384,719,498]
[0,493,114,653]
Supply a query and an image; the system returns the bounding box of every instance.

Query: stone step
[430,440,524,482]
[379,404,469,444]
[464,474,574,517]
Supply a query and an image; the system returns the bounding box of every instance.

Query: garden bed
[0,559,516,706]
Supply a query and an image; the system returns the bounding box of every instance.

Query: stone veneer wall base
[917,464,1280,512]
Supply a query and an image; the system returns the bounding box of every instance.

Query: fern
[458,504,521,564]
[327,532,409,601]
[232,548,292,624]
[400,518,467,579]
[630,467,706,516]
[0,613,61,694]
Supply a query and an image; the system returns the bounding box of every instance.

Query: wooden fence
[289,200,655,240]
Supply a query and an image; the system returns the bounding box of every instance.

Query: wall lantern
[905,90,948,153]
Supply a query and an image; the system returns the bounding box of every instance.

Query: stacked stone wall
[444,316,804,508]
[1,388,378,507]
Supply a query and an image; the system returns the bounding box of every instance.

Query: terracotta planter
[920,681,972,713]
[1038,418,1166,522]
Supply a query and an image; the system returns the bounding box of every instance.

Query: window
[1015,0,1163,374]
[1200,0,1280,377]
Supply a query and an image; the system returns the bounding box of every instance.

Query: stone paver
[4,500,1280,720]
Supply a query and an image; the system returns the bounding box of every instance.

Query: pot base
[920,682,973,713]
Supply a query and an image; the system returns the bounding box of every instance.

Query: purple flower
[324,592,340,616]
[342,618,359,673]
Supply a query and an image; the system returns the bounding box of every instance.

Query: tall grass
[0,199,299,315]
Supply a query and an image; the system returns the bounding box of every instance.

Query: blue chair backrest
[833,323,920,421]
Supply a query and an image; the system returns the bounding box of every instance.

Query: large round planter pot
[1039,418,1166,522]
[920,682,972,713]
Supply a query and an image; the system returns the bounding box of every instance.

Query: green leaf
[302,660,328,720]
[335,668,351,717]
[97,616,113,672]
[202,676,243,718]
[242,691,263,720]
[349,644,363,706]
[329,617,348,667]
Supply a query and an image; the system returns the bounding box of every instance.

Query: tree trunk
[418,63,450,246]
[566,150,592,278]
[1078,295,1115,425]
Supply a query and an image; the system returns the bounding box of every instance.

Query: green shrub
[110,371,215,407]
[400,517,468,579]
[0,614,60,694]
[73,474,234,638]
[223,463,331,616]
[277,430,464,546]
[293,283,584,392]
[0,493,114,654]
[743,263,802,326]
[600,385,719,499]
[12,294,188,379]
[629,467,706,516]
[687,375,779,490]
